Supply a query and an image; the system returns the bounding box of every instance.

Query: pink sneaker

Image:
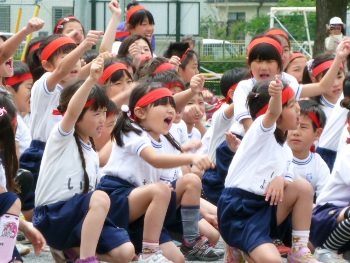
[287,247,321,263]
[224,245,245,263]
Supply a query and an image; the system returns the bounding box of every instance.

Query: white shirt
[316,144,350,206]
[337,124,348,153]
[225,116,294,195]
[103,127,159,187]
[35,123,99,206]
[170,120,189,145]
[15,115,31,156]
[292,152,329,198]
[319,95,335,122]
[30,72,63,142]
[188,127,201,153]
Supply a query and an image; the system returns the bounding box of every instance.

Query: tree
[314,0,348,56]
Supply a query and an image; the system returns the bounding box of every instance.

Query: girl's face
[178,56,199,83]
[320,69,345,103]
[277,36,292,70]
[182,93,205,126]
[62,21,85,44]
[50,52,81,85]
[285,57,308,84]
[129,17,154,44]
[93,114,117,151]
[76,107,107,142]
[278,97,300,132]
[135,39,152,56]
[169,86,183,95]
[287,114,321,156]
[106,71,132,98]
[9,79,33,114]
[250,59,279,82]
[139,101,175,141]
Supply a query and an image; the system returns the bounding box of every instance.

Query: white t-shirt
[319,95,335,122]
[292,152,329,198]
[0,158,6,189]
[337,124,348,153]
[15,115,31,156]
[318,99,347,151]
[103,126,159,186]
[170,120,189,145]
[225,116,294,195]
[188,127,201,153]
[30,72,63,142]
[35,123,99,206]
[316,144,350,206]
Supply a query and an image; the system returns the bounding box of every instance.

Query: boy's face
[287,114,321,155]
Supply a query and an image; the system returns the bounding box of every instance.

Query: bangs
[152,96,176,108]
[109,69,132,83]
[129,10,155,26]
[88,85,109,111]
[249,43,282,63]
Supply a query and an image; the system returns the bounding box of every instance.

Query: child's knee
[108,242,135,263]
[255,254,282,263]
[91,190,110,210]
[150,182,171,200]
[292,179,314,198]
[180,173,202,189]
[7,198,21,215]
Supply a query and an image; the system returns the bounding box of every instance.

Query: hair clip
[306,59,314,72]
[121,105,131,117]
[255,93,259,98]
[0,107,7,116]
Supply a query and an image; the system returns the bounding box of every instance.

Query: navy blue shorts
[310,203,350,253]
[19,140,46,211]
[33,192,130,254]
[218,188,290,254]
[316,147,337,172]
[96,176,172,253]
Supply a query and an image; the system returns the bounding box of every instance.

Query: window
[53,6,74,27]
[228,12,245,22]
[0,5,10,32]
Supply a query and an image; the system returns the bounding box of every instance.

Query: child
[33,57,134,263]
[285,52,308,84]
[310,75,350,263]
[19,31,102,220]
[286,99,329,200]
[0,92,46,263]
[97,80,221,262]
[218,79,320,263]
[53,15,86,45]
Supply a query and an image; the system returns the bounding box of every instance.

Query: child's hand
[66,29,84,44]
[22,221,46,255]
[169,55,181,70]
[264,176,285,205]
[128,42,141,61]
[90,56,104,81]
[335,36,350,60]
[99,51,115,60]
[82,30,104,50]
[181,139,202,152]
[25,17,45,33]
[189,74,205,94]
[192,154,214,171]
[268,77,282,98]
[109,0,122,17]
[225,132,241,152]
[183,104,204,120]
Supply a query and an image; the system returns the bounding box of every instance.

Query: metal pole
[15,8,22,33]
[176,0,180,41]
[21,5,40,61]
[303,11,312,57]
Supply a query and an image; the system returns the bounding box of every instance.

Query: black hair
[150,70,186,91]
[25,36,46,82]
[118,34,153,56]
[220,68,250,102]
[6,61,31,92]
[82,49,99,65]
[0,91,19,192]
[102,58,132,85]
[248,35,283,72]
[246,80,291,145]
[301,65,313,84]
[37,34,77,64]
[311,52,340,105]
[298,100,326,130]
[138,56,176,78]
[53,15,86,36]
[56,80,109,193]
[163,42,198,71]
[112,81,181,152]
[264,28,291,49]
[127,8,155,28]
[106,98,118,116]
[340,73,350,110]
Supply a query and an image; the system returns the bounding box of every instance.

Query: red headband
[28,42,41,55]
[265,29,289,39]
[225,83,239,102]
[307,112,321,128]
[166,81,185,91]
[41,37,76,61]
[106,110,117,118]
[256,86,295,117]
[52,98,96,116]
[290,52,306,62]
[126,5,146,24]
[312,60,343,78]
[136,88,173,108]
[98,63,128,85]
[180,48,191,63]
[153,63,176,74]
[55,16,79,33]
[248,37,283,56]
[6,72,33,86]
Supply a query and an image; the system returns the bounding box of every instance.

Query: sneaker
[314,247,348,263]
[274,239,291,255]
[224,245,245,263]
[180,236,224,261]
[138,250,173,263]
[16,243,30,256]
[208,243,225,257]
[287,246,321,263]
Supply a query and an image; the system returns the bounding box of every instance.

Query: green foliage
[277,0,316,7]
[199,16,229,40]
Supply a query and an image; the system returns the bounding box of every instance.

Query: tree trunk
[314,0,348,56]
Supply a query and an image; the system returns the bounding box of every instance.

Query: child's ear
[314,127,323,140]
[41,60,54,72]
[134,106,146,120]
[228,89,234,100]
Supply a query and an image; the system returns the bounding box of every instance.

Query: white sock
[0,214,19,262]
[292,230,309,251]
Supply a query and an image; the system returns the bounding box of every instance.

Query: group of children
[2,1,350,263]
